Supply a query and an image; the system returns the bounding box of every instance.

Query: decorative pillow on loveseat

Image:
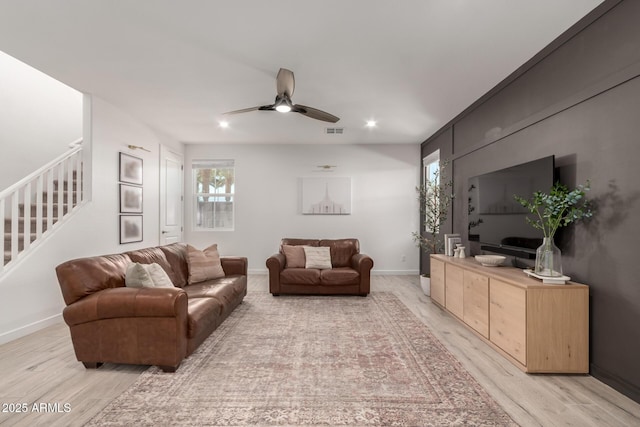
[282,245,306,268]
[303,246,332,269]
[186,244,225,284]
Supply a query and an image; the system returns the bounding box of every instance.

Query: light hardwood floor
[1,275,639,426]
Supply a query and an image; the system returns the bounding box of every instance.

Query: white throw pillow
[303,246,332,270]
[146,263,175,288]
[125,263,175,288]
[125,263,155,288]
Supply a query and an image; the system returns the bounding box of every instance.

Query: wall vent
[325,127,344,134]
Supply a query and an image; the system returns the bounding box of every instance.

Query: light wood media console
[430,254,589,373]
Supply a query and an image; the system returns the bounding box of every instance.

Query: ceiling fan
[223,68,340,123]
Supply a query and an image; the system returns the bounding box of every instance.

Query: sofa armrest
[266,253,285,272]
[352,253,374,295]
[221,256,248,276]
[266,253,286,294]
[63,287,188,327]
[352,253,374,272]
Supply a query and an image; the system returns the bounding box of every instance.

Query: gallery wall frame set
[118,152,143,244]
[119,152,143,185]
[120,215,143,244]
[119,184,143,213]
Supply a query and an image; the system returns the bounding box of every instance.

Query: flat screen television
[467,155,555,259]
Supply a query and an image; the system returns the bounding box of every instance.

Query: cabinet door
[526,288,589,373]
[490,279,526,366]
[445,264,464,319]
[463,270,489,338]
[430,257,445,306]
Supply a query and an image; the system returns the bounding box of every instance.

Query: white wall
[184,143,421,274]
[0,51,82,189]
[0,89,418,344]
[0,96,183,344]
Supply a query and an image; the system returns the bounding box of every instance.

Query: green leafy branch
[514,181,593,238]
[412,162,454,254]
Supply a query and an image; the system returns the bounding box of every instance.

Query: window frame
[192,159,235,231]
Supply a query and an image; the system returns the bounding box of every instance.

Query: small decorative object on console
[523,269,571,284]
[447,236,461,256]
[457,245,466,258]
[444,233,460,256]
[474,255,506,267]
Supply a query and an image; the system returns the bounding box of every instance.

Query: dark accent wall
[421,0,640,402]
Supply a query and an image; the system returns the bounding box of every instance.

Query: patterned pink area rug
[87,293,517,426]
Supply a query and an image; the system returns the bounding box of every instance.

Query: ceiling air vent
[325,127,344,135]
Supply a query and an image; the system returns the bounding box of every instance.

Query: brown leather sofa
[55,243,247,372]
[266,238,373,296]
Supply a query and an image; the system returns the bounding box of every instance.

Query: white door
[159,146,183,245]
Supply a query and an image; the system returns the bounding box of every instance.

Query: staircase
[1,143,84,273]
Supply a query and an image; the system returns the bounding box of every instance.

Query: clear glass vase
[535,237,563,277]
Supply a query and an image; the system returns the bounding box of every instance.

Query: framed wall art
[120,215,143,244]
[119,184,143,213]
[119,152,143,185]
[301,177,351,215]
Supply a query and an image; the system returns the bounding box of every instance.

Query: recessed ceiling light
[366,120,377,127]
[219,120,229,128]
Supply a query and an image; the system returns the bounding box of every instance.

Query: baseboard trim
[248,269,419,276]
[590,363,640,404]
[371,270,419,276]
[0,313,62,345]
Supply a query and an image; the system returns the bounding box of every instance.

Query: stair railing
[1,139,84,273]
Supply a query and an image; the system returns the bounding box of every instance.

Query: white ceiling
[0,1,602,145]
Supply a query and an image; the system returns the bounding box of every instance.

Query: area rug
[86,293,517,426]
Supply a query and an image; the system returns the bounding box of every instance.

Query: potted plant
[412,162,453,295]
[514,181,593,277]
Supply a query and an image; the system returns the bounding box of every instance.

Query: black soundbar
[480,245,536,260]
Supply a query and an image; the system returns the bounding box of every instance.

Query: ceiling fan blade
[293,104,340,123]
[223,105,273,115]
[276,68,295,98]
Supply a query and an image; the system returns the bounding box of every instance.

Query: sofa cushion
[282,245,306,268]
[281,238,319,249]
[320,267,360,286]
[159,243,189,287]
[186,297,223,339]
[303,246,332,269]
[281,268,321,285]
[186,244,225,284]
[184,276,247,307]
[320,239,359,268]
[56,254,132,305]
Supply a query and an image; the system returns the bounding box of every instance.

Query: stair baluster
[1,140,83,273]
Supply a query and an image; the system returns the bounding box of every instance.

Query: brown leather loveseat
[55,243,247,372]
[266,238,373,296]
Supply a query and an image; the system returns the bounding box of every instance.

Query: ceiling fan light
[274,95,292,113]
[276,104,291,113]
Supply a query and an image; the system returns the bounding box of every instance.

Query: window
[422,150,441,232]
[193,160,235,230]
[423,150,440,188]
